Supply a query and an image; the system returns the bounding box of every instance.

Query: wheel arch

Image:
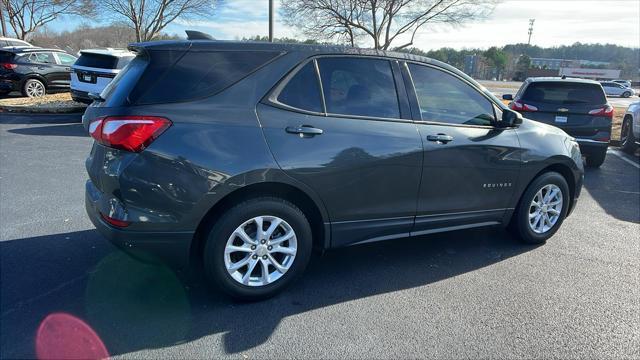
[510,162,578,223]
[21,74,49,90]
[190,181,329,266]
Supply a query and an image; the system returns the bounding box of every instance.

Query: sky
[50,0,640,50]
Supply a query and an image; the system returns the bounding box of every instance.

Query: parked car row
[600,81,635,98]
[0,40,133,100]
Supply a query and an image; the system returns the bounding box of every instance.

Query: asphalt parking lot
[1,113,639,359]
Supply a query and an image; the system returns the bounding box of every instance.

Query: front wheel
[621,118,638,154]
[622,91,631,98]
[203,197,312,301]
[510,172,570,244]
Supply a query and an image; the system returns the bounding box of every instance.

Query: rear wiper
[88,92,105,102]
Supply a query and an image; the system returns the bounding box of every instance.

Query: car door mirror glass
[500,109,522,127]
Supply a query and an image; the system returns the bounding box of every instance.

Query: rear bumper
[575,138,609,154]
[71,89,93,104]
[85,180,194,268]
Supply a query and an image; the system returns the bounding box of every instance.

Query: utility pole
[527,19,535,46]
[268,0,274,42]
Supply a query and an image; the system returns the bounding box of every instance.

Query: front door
[403,62,521,234]
[258,56,423,247]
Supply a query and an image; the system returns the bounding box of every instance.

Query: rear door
[258,56,423,247]
[28,52,64,87]
[516,81,610,139]
[52,52,76,87]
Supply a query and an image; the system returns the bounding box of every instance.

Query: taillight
[0,63,17,70]
[100,213,130,228]
[588,105,614,118]
[509,101,538,112]
[89,116,171,152]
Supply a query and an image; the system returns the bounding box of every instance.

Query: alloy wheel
[528,184,563,234]
[26,81,45,97]
[224,215,297,287]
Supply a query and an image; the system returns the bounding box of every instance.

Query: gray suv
[83,40,584,300]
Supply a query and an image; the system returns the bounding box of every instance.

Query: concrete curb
[0,104,87,114]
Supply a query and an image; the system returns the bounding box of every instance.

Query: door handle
[286,125,324,137]
[427,133,453,143]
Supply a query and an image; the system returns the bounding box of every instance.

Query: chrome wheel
[224,215,297,287]
[528,184,563,234]
[25,80,45,97]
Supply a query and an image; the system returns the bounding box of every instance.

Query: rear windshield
[129,50,282,104]
[76,53,119,69]
[522,82,606,105]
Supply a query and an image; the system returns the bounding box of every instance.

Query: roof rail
[185,30,214,40]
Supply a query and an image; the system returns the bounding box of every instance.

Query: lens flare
[36,313,109,360]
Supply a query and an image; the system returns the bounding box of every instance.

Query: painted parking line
[607,149,640,169]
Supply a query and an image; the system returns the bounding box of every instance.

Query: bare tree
[0,0,94,40]
[281,0,499,50]
[98,0,216,42]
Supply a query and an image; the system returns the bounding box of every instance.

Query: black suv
[83,41,584,300]
[503,77,611,167]
[0,47,77,97]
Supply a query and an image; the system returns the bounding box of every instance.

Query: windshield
[522,82,606,105]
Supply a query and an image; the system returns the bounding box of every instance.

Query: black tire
[585,149,607,168]
[510,171,570,244]
[203,197,312,301]
[621,118,638,154]
[622,91,631,98]
[22,78,46,98]
[0,90,9,97]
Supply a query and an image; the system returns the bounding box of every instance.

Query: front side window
[408,64,495,126]
[277,62,323,113]
[317,57,400,119]
[56,53,77,65]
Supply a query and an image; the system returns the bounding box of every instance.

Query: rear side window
[133,50,282,104]
[317,57,400,119]
[522,82,606,105]
[56,53,77,65]
[408,63,495,126]
[31,52,55,64]
[75,53,118,69]
[277,62,323,113]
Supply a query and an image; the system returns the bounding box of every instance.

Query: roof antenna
[185,30,214,40]
[561,75,567,79]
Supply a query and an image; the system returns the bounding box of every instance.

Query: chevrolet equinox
[83,40,584,300]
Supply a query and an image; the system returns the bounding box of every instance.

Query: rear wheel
[585,149,607,168]
[203,197,312,301]
[622,91,631,98]
[510,172,570,244]
[22,79,46,98]
[621,118,638,154]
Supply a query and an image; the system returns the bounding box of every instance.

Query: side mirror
[502,94,513,101]
[500,109,522,128]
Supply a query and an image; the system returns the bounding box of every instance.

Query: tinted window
[522,82,606,105]
[75,53,118,69]
[31,52,55,64]
[277,62,322,112]
[56,53,77,65]
[0,51,14,62]
[133,50,281,104]
[408,64,495,126]
[317,57,400,118]
[101,56,148,107]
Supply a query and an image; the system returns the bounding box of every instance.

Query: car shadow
[7,123,87,137]
[1,227,538,358]
[0,112,83,125]
[582,153,640,223]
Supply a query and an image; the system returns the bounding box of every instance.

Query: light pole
[527,19,535,46]
[269,0,274,42]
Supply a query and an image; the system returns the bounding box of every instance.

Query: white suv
[70,48,135,103]
[601,81,635,98]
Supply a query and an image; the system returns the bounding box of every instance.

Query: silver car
[601,81,635,98]
[622,102,640,153]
